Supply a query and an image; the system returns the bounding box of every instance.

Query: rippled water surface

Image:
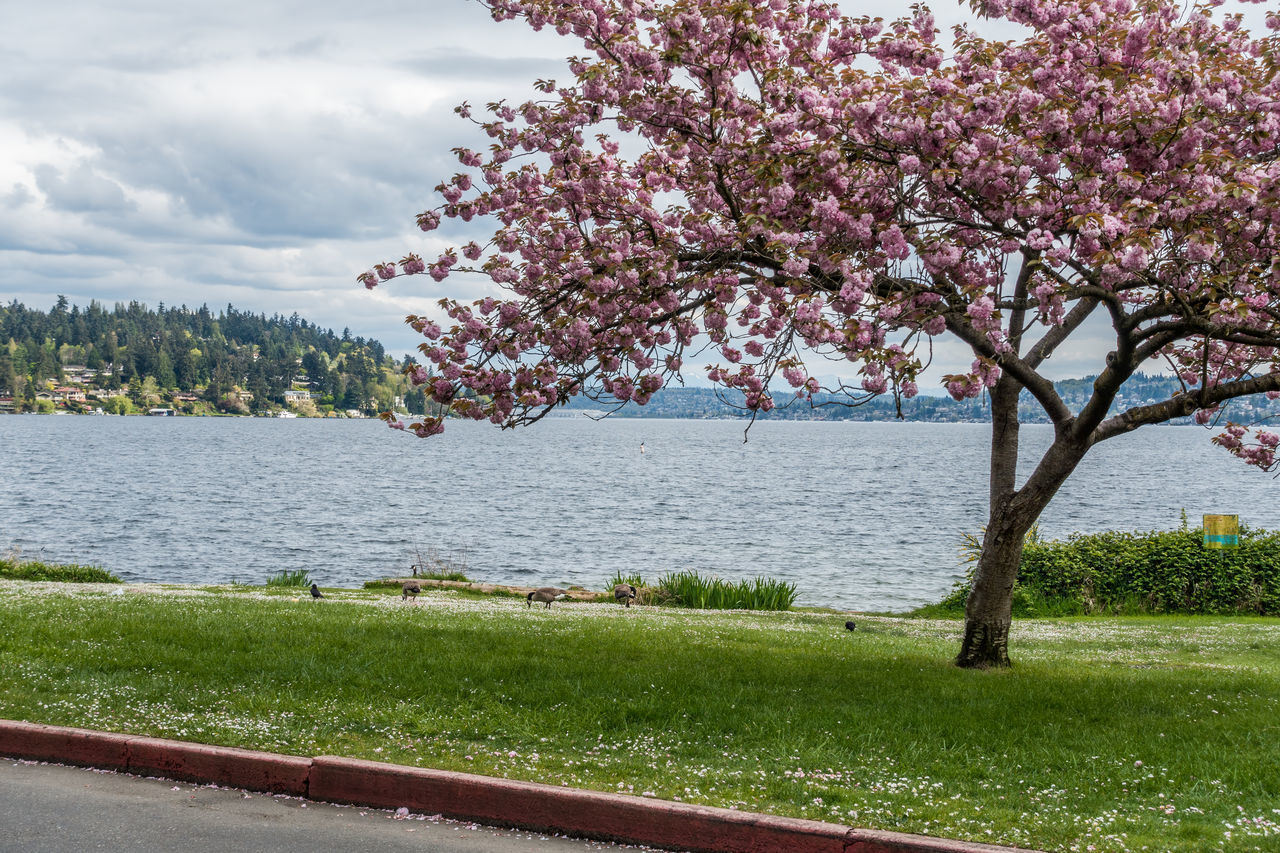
[1,415,1276,611]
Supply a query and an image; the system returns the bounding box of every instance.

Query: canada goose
[311,583,324,599]
[402,581,421,601]
[527,587,567,609]
[613,583,638,607]
[409,563,422,577]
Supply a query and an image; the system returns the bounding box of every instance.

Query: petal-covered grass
[1,580,1277,852]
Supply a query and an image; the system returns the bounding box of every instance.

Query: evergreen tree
[0,353,16,395]
[155,349,177,390]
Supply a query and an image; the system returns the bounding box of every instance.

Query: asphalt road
[0,759,671,853]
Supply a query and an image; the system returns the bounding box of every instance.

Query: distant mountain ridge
[563,374,1280,424]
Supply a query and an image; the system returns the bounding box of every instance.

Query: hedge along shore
[0,720,1035,853]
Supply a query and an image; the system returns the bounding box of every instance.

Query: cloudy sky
[0,0,1167,384]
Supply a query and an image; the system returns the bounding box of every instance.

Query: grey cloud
[2,184,34,209]
[33,164,136,214]
[397,50,565,82]
[86,106,466,243]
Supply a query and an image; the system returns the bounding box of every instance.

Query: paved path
[0,759,666,853]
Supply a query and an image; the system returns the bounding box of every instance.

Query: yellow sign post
[1203,514,1239,549]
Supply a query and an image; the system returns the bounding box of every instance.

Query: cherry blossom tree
[363,0,1280,667]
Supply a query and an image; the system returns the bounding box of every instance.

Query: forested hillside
[0,297,425,416]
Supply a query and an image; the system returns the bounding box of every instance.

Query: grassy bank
[0,557,119,583]
[1,582,1277,852]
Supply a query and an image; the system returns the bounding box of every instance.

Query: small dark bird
[613,583,638,607]
[311,583,324,599]
[845,620,856,631]
[527,587,567,609]
[402,581,421,601]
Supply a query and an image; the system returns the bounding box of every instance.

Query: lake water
[1,415,1276,612]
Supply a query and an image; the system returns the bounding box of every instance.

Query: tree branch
[941,311,1074,426]
[1093,372,1280,443]
[1024,297,1100,370]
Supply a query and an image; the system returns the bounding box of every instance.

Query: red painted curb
[0,721,1037,853]
[311,755,851,853]
[126,736,310,796]
[307,756,1026,853]
[0,720,131,770]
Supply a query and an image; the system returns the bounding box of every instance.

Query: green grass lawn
[1,581,1277,852]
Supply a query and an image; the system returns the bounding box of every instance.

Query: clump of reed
[410,545,472,582]
[265,569,313,588]
[416,569,471,582]
[608,569,796,611]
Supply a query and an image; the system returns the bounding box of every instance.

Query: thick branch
[1024,297,1100,370]
[942,313,1073,426]
[1093,372,1280,442]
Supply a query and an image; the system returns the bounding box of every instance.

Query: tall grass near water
[658,570,798,611]
[264,569,313,588]
[0,552,118,584]
[611,569,797,611]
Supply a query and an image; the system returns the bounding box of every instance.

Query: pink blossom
[967,296,995,323]
[1119,244,1149,271]
[1025,228,1055,250]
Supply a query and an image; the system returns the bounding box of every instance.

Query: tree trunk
[956,436,1092,667]
[955,379,1090,668]
[955,511,1034,668]
[955,375,1026,669]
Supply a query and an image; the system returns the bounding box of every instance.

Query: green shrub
[0,558,120,583]
[935,525,1280,616]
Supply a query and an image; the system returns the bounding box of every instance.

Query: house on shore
[53,386,87,403]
